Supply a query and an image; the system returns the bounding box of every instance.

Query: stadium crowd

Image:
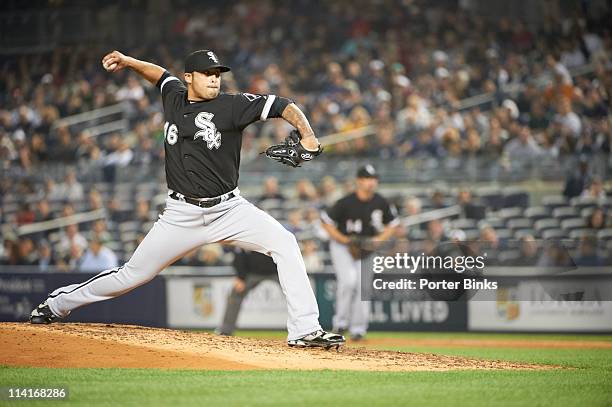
[1,0,611,270]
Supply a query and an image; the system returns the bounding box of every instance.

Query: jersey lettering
[346,219,363,233]
[371,209,383,232]
[164,122,178,145]
[242,93,261,102]
[194,112,222,150]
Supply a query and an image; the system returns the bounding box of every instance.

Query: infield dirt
[0,323,559,371]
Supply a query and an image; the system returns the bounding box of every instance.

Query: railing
[457,63,596,112]
[51,102,129,138]
[5,210,107,237]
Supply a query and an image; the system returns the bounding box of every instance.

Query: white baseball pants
[47,194,321,340]
[329,240,369,336]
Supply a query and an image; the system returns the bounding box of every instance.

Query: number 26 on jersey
[164,122,178,145]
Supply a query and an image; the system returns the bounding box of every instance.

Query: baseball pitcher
[30,49,344,349]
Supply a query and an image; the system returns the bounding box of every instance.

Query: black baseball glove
[264,130,323,168]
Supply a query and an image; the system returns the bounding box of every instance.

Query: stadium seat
[514,229,536,239]
[479,193,504,211]
[451,218,477,230]
[560,218,587,231]
[542,195,568,211]
[570,196,599,212]
[503,190,529,208]
[569,229,595,239]
[597,230,612,241]
[499,250,521,265]
[541,229,566,240]
[464,229,480,240]
[118,221,141,233]
[498,207,524,220]
[506,218,532,230]
[464,204,487,220]
[494,229,512,240]
[552,207,579,221]
[534,218,561,233]
[580,207,595,218]
[524,206,550,222]
[478,218,504,229]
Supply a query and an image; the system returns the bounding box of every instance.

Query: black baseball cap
[185,50,231,73]
[356,164,379,179]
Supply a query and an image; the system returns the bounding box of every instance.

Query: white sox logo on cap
[207,51,219,64]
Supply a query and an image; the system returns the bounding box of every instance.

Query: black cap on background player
[356,164,379,179]
[185,50,231,73]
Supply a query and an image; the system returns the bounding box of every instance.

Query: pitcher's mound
[0,323,546,371]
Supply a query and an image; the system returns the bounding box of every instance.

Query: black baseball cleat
[287,329,346,350]
[30,300,60,324]
[351,333,365,342]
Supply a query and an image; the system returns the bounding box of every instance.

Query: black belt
[169,191,236,208]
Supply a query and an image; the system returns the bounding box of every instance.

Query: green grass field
[1,332,611,407]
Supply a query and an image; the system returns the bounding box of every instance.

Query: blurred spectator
[176,248,200,267]
[217,249,279,336]
[58,224,88,254]
[581,177,607,203]
[197,244,225,267]
[1,239,18,265]
[79,238,119,272]
[430,190,446,209]
[575,235,604,267]
[295,179,318,202]
[403,197,422,217]
[35,199,53,222]
[285,209,304,234]
[301,239,323,273]
[90,219,113,244]
[36,241,55,271]
[318,176,342,206]
[44,178,64,201]
[134,199,151,224]
[61,202,76,218]
[515,235,540,266]
[426,219,447,244]
[303,207,328,241]
[479,225,504,264]
[60,243,85,270]
[257,176,285,206]
[503,125,541,167]
[553,98,582,138]
[564,158,592,199]
[88,190,104,211]
[16,238,37,265]
[587,208,607,230]
[537,243,575,268]
[107,198,130,224]
[16,202,35,226]
[58,170,84,201]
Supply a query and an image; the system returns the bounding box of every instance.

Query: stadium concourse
[1,0,611,270]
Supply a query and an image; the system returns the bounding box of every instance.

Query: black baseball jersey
[157,72,289,198]
[322,192,400,237]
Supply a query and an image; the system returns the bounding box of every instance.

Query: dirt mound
[365,338,612,349]
[0,323,548,371]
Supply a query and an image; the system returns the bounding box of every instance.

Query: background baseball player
[29,49,344,348]
[216,249,279,336]
[321,165,400,340]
